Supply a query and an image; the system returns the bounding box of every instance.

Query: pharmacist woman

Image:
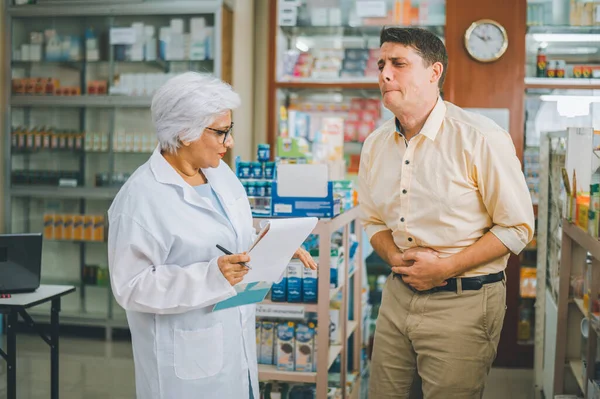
[107,72,316,399]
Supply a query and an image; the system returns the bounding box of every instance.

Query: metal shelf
[276,79,379,90]
[11,95,153,108]
[8,1,221,17]
[525,77,600,90]
[527,25,600,34]
[10,185,120,199]
[279,24,445,37]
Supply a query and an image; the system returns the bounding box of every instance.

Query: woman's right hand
[217,253,251,286]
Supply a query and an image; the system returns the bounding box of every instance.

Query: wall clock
[464,19,509,63]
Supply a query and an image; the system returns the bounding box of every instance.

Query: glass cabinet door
[273,0,445,178]
[6,5,222,323]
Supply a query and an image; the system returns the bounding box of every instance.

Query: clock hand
[475,33,487,42]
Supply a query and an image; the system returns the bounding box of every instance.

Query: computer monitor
[0,233,43,294]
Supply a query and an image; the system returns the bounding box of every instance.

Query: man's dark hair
[380,27,448,90]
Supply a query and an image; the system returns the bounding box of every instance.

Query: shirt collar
[394,96,446,142]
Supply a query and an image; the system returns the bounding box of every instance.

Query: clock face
[465,20,508,62]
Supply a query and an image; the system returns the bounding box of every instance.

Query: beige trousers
[368,274,506,399]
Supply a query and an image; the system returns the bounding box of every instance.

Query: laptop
[0,233,43,294]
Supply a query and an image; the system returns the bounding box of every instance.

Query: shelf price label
[256,304,305,319]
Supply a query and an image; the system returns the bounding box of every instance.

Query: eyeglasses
[206,122,234,144]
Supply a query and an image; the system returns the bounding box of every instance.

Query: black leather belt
[394,271,505,294]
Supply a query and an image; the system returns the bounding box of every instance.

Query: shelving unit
[266,1,445,177]
[10,95,154,108]
[255,206,365,399]
[526,3,600,379]
[3,1,233,338]
[553,220,600,397]
[525,77,600,90]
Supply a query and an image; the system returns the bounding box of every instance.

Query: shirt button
[408,237,413,242]
[400,217,405,222]
[402,189,407,194]
[405,160,410,165]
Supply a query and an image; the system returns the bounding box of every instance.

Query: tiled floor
[0,333,534,398]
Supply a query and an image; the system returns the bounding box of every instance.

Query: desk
[0,285,75,399]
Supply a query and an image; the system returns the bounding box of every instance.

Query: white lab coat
[107,147,258,399]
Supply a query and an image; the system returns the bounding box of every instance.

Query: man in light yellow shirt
[359,27,535,398]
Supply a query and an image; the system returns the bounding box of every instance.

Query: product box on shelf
[259,321,276,365]
[63,215,74,240]
[43,213,105,242]
[271,269,287,302]
[302,262,318,303]
[286,260,303,303]
[73,215,84,240]
[271,181,341,218]
[276,321,296,371]
[256,322,262,362]
[295,322,316,372]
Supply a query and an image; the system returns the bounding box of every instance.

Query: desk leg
[50,298,60,399]
[6,310,17,399]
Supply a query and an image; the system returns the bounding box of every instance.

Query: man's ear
[431,62,444,85]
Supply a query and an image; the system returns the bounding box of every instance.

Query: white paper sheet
[237,217,318,285]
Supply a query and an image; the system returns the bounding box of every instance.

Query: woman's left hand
[293,248,317,270]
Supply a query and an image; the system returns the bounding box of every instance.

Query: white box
[170,18,184,34]
[311,8,329,27]
[131,22,145,44]
[190,17,206,40]
[279,6,298,26]
[29,44,42,61]
[145,38,157,61]
[328,8,342,26]
[21,44,30,61]
[189,41,206,60]
[130,44,144,61]
[86,49,99,62]
[167,33,185,60]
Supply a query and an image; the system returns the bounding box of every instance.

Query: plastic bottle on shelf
[536,46,547,78]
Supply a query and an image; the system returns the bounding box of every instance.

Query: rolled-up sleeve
[358,144,389,240]
[474,130,535,255]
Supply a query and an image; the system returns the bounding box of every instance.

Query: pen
[216,244,252,270]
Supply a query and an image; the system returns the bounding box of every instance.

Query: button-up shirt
[358,98,535,277]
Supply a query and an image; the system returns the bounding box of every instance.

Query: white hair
[150,72,241,153]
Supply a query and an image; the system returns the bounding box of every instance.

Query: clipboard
[211,217,318,312]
